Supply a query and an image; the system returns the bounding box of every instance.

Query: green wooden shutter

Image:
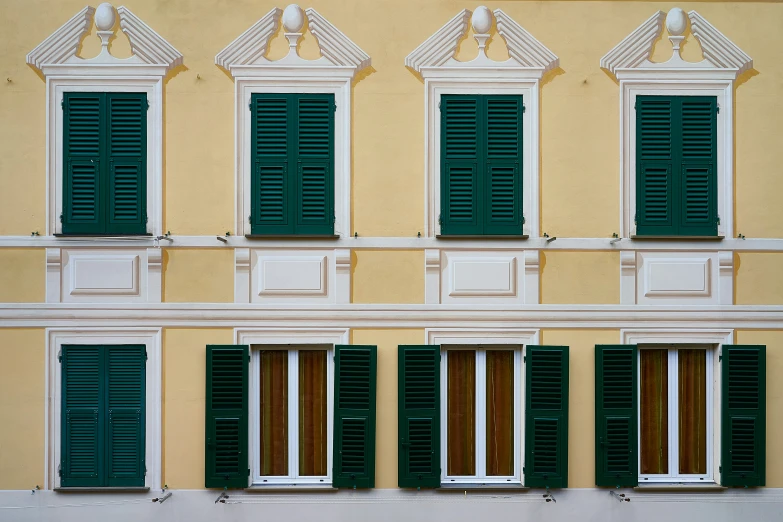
[595,345,638,487]
[484,96,523,235]
[105,345,146,487]
[61,345,104,487]
[398,345,440,488]
[636,96,717,236]
[524,345,569,488]
[441,95,481,235]
[205,345,249,489]
[252,94,292,234]
[107,93,147,235]
[295,95,334,235]
[63,93,104,235]
[721,345,766,487]
[333,345,377,489]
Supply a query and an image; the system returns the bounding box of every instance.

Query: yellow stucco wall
[352,250,424,304]
[541,251,619,304]
[163,328,233,489]
[0,249,44,302]
[736,330,783,487]
[163,249,233,303]
[0,329,45,489]
[352,329,424,488]
[736,253,783,305]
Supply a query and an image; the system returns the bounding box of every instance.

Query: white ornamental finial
[94,3,116,57]
[665,8,687,59]
[282,4,305,55]
[471,6,493,56]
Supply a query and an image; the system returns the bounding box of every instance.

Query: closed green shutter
[440,95,523,236]
[398,345,440,488]
[721,345,765,487]
[205,345,249,489]
[524,346,568,488]
[251,93,334,236]
[595,345,638,487]
[636,95,717,236]
[333,345,377,489]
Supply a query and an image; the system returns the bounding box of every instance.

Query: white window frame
[236,327,349,487]
[45,327,162,490]
[427,328,539,486]
[637,344,714,483]
[622,328,733,485]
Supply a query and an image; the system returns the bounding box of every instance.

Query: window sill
[438,483,528,491]
[435,235,529,240]
[53,234,153,238]
[629,235,724,241]
[54,487,150,493]
[634,483,726,492]
[245,485,336,492]
[245,234,340,240]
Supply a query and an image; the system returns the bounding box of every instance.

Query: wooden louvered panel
[64,410,101,481]
[529,349,565,410]
[337,349,372,410]
[338,417,368,473]
[255,96,288,157]
[214,417,241,475]
[210,350,246,410]
[109,94,145,157]
[66,94,102,157]
[443,162,479,234]
[407,418,435,474]
[604,417,633,474]
[486,97,521,159]
[530,418,560,474]
[638,98,672,160]
[442,97,478,159]
[297,162,333,234]
[106,345,145,486]
[682,165,712,223]
[601,350,634,409]
[107,410,143,480]
[108,161,145,232]
[298,97,332,158]
[486,163,521,234]
[730,417,756,472]
[681,98,715,160]
[255,163,287,225]
[402,349,438,410]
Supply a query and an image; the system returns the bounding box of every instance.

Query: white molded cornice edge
[116,6,184,71]
[26,6,95,70]
[493,9,558,73]
[215,7,282,70]
[405,9,471,73]
[600,10,665,76]
[688,10,752,76]
[305,8,371,70]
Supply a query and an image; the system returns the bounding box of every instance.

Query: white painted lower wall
[1,489,781,522]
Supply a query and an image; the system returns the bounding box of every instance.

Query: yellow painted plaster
[736,253,783,305]
[352,250,424,304]
[0,249,44,302]
[352,329,425,489]
[736,330,783,487]
[541,251,619,304]
[0,329,45,489]
[163,249,233,303]
[542,329,619,489]
[163,328,233,489]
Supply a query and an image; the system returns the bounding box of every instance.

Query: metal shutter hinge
[145,351,148,361]
[522,104,526,114]
[248,215,252,223]
[145,214,149,224]
[438,214,442,226]
[146,100,150,111]
[248,468,251,476]
[717,105,720,114]
[719,466,722,473]
[523,355,526,363]
[717,215,721,225]
[438,102,441,110]
[60,99,64,109]
[59,213,63,223]
[248,102,252,111]
[522,215,526,225]
[58,349,62,362]
[58,464,62,477]
[634,212,637,226]
[333,104,336,112]
[719,355,722,362]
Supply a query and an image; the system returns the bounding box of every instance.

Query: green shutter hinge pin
[717,215,721,225]
[31,231,39,237]
[146,100,150,111]
[354,232,358,238]
[522,104,526,114]
[737,233,745,239]
[59,213,63,223]
[31,485,39,495]
[417,232,421,238]
[522,215,525,225]
[58,349,62,362]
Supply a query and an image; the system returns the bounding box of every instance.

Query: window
[440,95,524,236]
[636,96,718,237]
[250,93,335,236]
[60,344,146,488]
[62,92,148,236]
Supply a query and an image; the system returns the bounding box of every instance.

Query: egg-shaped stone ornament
[665,8,687,37]
[94,2,116,31]
[283,4,305,33]
[471,6,493,34]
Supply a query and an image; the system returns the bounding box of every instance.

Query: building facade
[1,0,782,520]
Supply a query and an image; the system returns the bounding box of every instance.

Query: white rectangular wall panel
[449,257,516,297]
[69,254,140,296]
[637,251,730,305]
[248,249,349,304]
[259,256,327,296]
[58,249,159,303]
[440,250,531,304]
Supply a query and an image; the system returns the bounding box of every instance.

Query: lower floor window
[639,346,712,481]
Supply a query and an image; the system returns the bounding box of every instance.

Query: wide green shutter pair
[595,345,766,487]
[636,95,718,237]
[205,345,376,489]
[60,345,146,487]
[397,345,568,488]
[440,95,524,236]
[62,92,147,235]
[250,93,335,236]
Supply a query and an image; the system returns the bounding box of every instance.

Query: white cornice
[688,10,752,76]
[215,7,282,70]
[405,9,471,73]
[305,8,370,70]
[599,10,666,77]
[26,6,95,70]
[493,9,558,74]
[116,6,184,72]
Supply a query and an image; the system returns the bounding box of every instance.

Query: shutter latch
[58,349,62,363]
[717,215,721,225]
[438,214,442,226]
[634,212,637,226]
[717,105,720,114]
[59,213,63,224]
[521,104,526,114]
[146,99,150,111]
[248,215,252,223]
[58,464,62,477]
[522,215,526,225]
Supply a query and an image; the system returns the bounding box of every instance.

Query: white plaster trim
[620,251,637,305]
[599,11,666,77]
[215,8,282,69]
[424,249,441,305]
[688,11,752,76]
[405,10,471,73]
[523,250,540,304]
[45,327,162,490]
[116,6,184,72]
[718,251,734,305]
[334,248,351,305]
[427,327,539,347]
[493,9,558,74]
[305,8,370,70]
[234,248,252,304]
[26,6,96,70]
[46,248,63,303]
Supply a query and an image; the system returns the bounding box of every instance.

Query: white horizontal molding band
[2,304,783,329]
[2,236,783,252]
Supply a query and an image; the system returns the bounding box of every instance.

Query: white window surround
[427,328,539,485]
[45,327,162,490]
[600,9,753,238]
[621,327,733,485]
[406,7,559,238]
[236,327,349,486]
[26,4,183,237]
[215,5,371,237]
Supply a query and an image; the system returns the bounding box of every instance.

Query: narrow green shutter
[595,345,638,487]
[636,96,717,236]
[333,345,377,489]
[63,93,104,235]
[484,96,523,235]
[398,345,440,488]
[721,345,765,487]
[524,346,569,488]
[295,95,334,235]
[61,345,104,487]
[252,94,292,234]
[105,345,146,487]
[441,95,481,235]
[205,345,249,489]
[107,93,147,235]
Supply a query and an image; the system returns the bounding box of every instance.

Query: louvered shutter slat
[485,96,523,235]
[107,94,147,234]
[680,97,717,235]
[636,97,675,235]
[441,96,481,235]
[296,96,334,235]
[252,95,291,233]
[333,345,377,489]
